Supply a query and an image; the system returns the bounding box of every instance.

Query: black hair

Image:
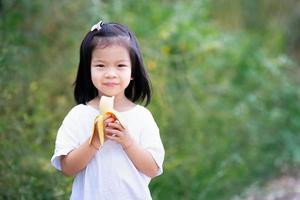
[74,22,152,106]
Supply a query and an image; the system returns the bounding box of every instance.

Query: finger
[104,118,115,127]
[106,129,121,141]
[105,128,121,137]
[107,122,124,130]
[106,134,120,142]
[104,117,115,122]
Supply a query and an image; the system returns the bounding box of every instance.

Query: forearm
[61,138,98,176]
[123,141,159,178]
[104,119,159,177]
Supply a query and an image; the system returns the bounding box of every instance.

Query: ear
[130,77,134,80]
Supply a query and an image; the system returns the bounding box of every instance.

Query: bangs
[91,36,131,50]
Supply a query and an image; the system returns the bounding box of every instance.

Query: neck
[98,94,134,112]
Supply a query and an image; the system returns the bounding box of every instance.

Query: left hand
[105,117,133,149]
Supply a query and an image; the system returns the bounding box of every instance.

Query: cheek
[124,70,132,83]
[91,68,100,85]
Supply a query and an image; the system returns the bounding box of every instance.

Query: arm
[60,136,100,177]
[105,120,159,178]
[123,140,159,178]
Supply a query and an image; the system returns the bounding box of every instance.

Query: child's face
[90,45,132,98]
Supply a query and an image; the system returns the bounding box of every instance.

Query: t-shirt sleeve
[140,109,165,176]
[51,109,81,171]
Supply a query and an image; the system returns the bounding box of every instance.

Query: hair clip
[91,20,103,32]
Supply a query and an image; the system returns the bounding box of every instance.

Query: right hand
[104,114,117,138]
[90,114,117,149]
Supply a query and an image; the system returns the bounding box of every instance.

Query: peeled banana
[89,96,125,147]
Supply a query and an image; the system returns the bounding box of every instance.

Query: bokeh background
[1,0,300,199]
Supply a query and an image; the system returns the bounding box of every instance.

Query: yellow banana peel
[89,96,125,147]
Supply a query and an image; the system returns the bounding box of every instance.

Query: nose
[104,67,117,78]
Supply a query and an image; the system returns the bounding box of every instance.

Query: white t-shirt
[51,104,165,200]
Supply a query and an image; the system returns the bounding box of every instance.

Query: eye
[95,64,105,68]
[118,64,127,68]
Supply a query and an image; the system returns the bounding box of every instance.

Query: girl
[51,21,165,200]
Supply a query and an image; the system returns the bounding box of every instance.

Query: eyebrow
[92,59,130,63]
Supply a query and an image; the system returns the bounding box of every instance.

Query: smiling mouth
[103,83,119,87]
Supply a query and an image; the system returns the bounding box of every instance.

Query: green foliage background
[1,0,300,199]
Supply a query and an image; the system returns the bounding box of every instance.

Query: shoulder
[62,104,97,124]
[130,105,158,127]
[65,104,89,117]
[133,105,153,118]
